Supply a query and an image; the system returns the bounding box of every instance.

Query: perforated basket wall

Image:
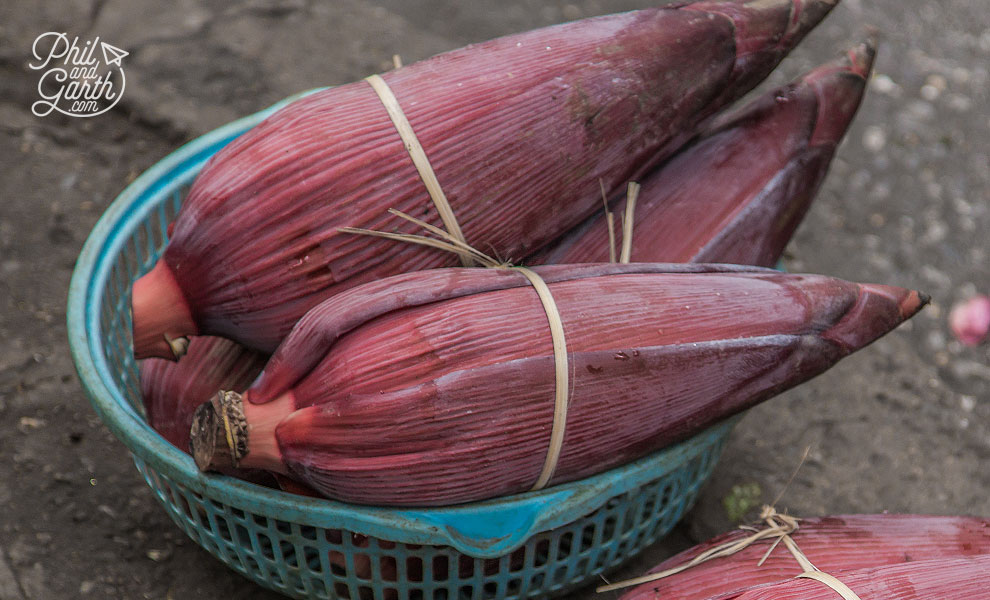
[67,91,737,600]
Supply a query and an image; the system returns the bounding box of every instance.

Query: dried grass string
[618,181,640,264]
[340,209,504,268]
[341,210,570,490]
[364,74,474,266]
[596,506,860,599]
[599,179,641,264]
[596,507,797,592]
[600,179,617,263]
[512,266,570,490]
[597,447,861,599]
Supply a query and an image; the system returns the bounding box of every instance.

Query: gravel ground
[0,1,988,599]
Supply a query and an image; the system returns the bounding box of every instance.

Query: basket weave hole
[507,546,526,573]
[174,490,206,528]
[132,221,152,266]
[251,513,269,528]
[505,577,522,596]
[457,555,474,578]
[264,565,287,589]
[644,514,667,543]
[406,556,424,582]
[614,541,629,561]
[328,550,347,576]
[378,555,397,582]
[255,532,275,560]
[309,577,328,598]
[532,538,551,567]
[352,552,373,581]
[274,518,293,535]
[232,523,254,551]
[145,215,166,258]
[233,555,258,578]
[557,531,575,560]
[574,557,589,577]
[213,514,234,543]
[144,468,168,500]
[579,524,596,553]
[529,573,545,590]
[482,557,500,577]
[601,516,618,540]
[300,545,321,572]
[193,532,217,556]
[430,555,448,581]
[278,540,298,567]
[333,581,351,599]
[356,584,376,600]
[379,538,398,550]
[299,525,318,541]
[120,240,140,287]
[639,493,659,522]
[625,529,646,552]
[620,505,639,536]
[381,587,399,600]
[168,187,184,219]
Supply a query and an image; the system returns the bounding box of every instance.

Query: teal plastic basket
[67,90,738,600]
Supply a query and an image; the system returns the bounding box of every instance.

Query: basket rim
[66,89,738,559]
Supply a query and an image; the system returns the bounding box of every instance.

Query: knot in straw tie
[597,505,863,599]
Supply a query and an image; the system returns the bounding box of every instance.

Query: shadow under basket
[67,89,739,600]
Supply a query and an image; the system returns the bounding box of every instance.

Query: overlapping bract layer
[131,0,839,358]
[723,556,990,600]
[140,336,266,450]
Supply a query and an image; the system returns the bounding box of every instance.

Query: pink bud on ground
[949,295,990,346]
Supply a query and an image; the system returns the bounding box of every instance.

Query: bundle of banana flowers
[135,0,927,506]
[603,513,990,600]
[184,263,923,506]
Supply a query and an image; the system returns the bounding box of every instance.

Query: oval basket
[67,90,738,600]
